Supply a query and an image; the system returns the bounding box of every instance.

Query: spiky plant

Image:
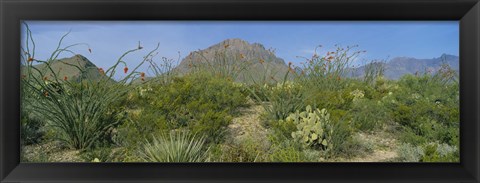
[139,130,209,162]
[21,22,159,150]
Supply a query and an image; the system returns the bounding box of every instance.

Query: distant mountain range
[349,54,459,79]
[26,39,459,82]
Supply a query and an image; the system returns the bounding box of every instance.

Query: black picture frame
[1,0,479,182]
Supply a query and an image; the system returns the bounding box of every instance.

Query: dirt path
[347,132,398,162]
[227,104,269,147]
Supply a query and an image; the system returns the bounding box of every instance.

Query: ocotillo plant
[21,22,160,150]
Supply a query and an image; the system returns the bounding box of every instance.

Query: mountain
[350,54,459,80]
[22,55,107,82]
[174,38,290,83]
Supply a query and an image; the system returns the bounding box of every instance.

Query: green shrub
[420,142,459,162]
[188,110,232,143]
[139,130,209,162]
[127,72,246,142]
[20,112,44,145]
[399,129,427,146]
[389,73,459,148]
[396,142,459,162]
[396,143,424,162]
[269,145,306,162]
[349,98,390,132]
[248,80,305,121]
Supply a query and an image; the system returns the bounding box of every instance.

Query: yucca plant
[21,22,159,150]
[139,130,209,162]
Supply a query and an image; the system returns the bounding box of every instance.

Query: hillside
[22,55,108,82]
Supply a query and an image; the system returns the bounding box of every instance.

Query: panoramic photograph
[20,21,459,162]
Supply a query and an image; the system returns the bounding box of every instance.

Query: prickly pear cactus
[285,105,334,150]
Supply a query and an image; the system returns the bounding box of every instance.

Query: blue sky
[23,21,459,77]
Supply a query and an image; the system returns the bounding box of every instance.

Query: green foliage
[390,73,459,148]
[247,73,305,121]
[421,143,459,162]
[139,130,209,162]
[20,112,44,145]
[220,139,267,162]
[127,72,246,143]
[268,145,306,162]
[396,142,459,162]
[262,82,305,120]
[349,98,390,131]
[396,143,425,162]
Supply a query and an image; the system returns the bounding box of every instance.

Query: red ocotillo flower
[124,67,129,74]
[140,72,145,81]
[98,68,105,75]
[27,57,34,62]
[64,76,68,81]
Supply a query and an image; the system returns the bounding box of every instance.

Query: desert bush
[268,145,306,162]
[389,72,459,148]
[262,81,304,120]
[246,66,305,121]
[139,130,209,162]
[127,72,246,143]
[349,98,390,132]
[20,111,44,145]
[217,138,268,162]
[397,142,459,162]
[421,142,459,162]
[397,143,425,162]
